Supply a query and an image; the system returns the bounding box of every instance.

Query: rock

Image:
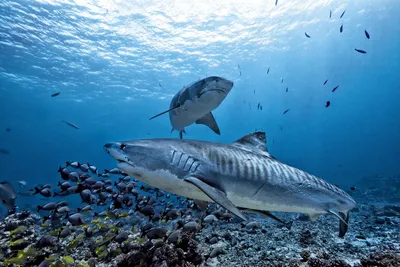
[209,247,225,258]
[183,221,201,233]
[208,237,218,244]
[203,214,218,224]
[375,218,385,224]
[360,251,400,266]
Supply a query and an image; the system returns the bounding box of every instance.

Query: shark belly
[117,162,212,202]
[170,92,225,130]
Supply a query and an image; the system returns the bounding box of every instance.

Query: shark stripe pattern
[104,131,356,237]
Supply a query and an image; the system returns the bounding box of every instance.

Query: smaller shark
[149,76,234,139]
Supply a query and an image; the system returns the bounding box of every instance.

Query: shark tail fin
[338,211,349,238]
[327,209,349,238]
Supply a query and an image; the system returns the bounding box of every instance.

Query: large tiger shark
[104,132,356,237]
[149,76,234,139]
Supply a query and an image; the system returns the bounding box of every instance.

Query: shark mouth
[198,88,226,98]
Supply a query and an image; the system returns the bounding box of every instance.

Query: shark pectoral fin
[194,200,209,211]
[184,176,246,221]
[149,105,180,120]
[195,112,220,135]
[338,211,350,238]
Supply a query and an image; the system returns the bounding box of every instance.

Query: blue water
[0,0,400,211]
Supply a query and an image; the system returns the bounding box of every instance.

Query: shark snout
[104,142,127,162]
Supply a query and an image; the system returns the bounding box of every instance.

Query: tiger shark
[104,132,356,237]
[149,76,234,139]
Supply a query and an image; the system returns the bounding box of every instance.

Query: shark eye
[120,144,126,150]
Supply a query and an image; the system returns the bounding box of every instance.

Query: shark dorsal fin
[232,132,268,153]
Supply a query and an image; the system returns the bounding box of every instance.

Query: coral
[117,232,203,267]
[360,251,400,267]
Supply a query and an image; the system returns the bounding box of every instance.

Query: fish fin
[232,132,275,159]
[0,181,16,197]
[338,211,350,238]
[240,208,292,229]
[195,112,220,135]
[194,200,209,211]
[327,209,348,227]
[149,105,180,120]
[308,213,321,221]
[184,176,247,221]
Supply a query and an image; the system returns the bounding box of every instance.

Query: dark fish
[355,48,367,54]
[325,101,331,108]
[0,148,10,155]
[286,87,288,92]
[323,79,328,85]
[340,24,343,33]
[260,105,262,111]
[5,128,11,132]
[158,83,162,87]
[283,109,290,115]
[61,120,79,129]
[350,186,356,191]
[254,89,255,94]
[51,92,60,97]
[365,30,370,39]
[281,78,283,83]
[275,0,278,6]
[305,32,311,38]
[257,103,260,110]
[329,10,332,18]
[36,235,55,248]
[340,10,346,19]
[0,181,16,209]
[267,67,270,74]
[332,85,339,92]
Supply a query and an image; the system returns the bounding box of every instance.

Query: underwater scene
[1,0,400,266]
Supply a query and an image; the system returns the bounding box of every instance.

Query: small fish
[61,120,79,129]
[67,213,85,226]
[325,101,331,108]
[254,89,255,94]
[158,83,162,87]
[283,109,290,115]
[275,0,278,6]
[323,79,328,85]
[340,24,343,33]
[17,181,27,187]
[51,92,60,97]
[332,85,339,92]
[267,67,270,74]
[305,32,311,38]
[350,186,356,191]
[355,48,367,54]
[365,30,370,39]
[0,181,17,209]
[286,87,288,92]
[0,148,10,155]
[5,128,11,132]
[281,78,283,83]
[329,10,332,18]
[340,10,346,19]
[257,103,260,110]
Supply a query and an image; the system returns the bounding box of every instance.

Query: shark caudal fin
[338,211,350,238]
[327,209,350,238]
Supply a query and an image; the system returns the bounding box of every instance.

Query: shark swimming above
[149,76,234,139]
[104,132,356,237]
